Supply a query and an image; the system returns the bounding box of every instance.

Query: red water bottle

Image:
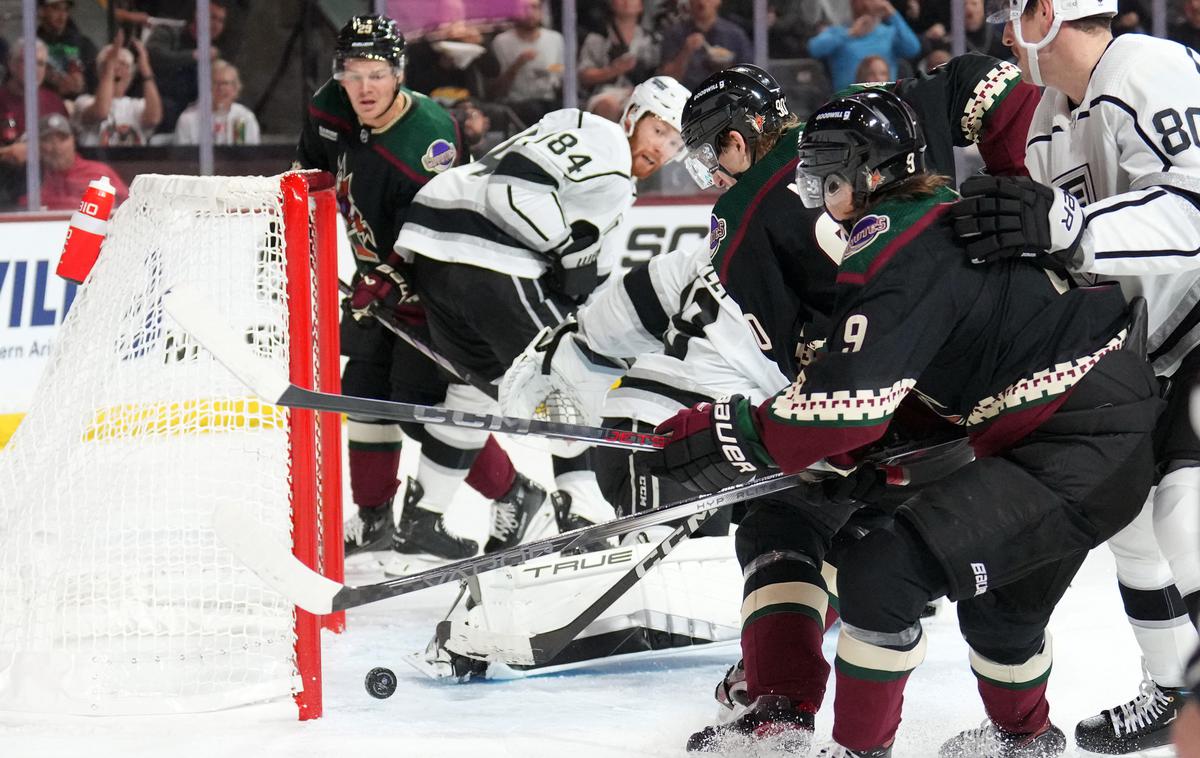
[56,175,117,284]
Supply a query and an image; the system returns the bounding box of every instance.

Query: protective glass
[684,142,722,190]
[795,141,853,209]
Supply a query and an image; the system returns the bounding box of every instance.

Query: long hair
[857,173,953,218]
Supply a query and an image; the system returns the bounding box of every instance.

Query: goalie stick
[163,284,667,451]
[212,470,810,615]
[477,432,973,668]
[337,279,498,400]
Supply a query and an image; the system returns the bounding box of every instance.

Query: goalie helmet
[621,75,691,161]
[985,0,1116,85]
[680,65,790,188]
[334,15,407,76]
[795,89,926,211]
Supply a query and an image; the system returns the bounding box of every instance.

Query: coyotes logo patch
[845,214,890,258]
[421,139,457,173]
[708,214,727,256]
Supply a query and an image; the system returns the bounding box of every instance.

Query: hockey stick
[337,280,498,400]
[212,470,810,615]
[163,285,667,451]
[504,433,974,667]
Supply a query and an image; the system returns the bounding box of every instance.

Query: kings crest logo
[845,214,890,257]
[708,214,727,256]
[421,139,457,173]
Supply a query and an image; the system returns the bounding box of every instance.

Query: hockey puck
[364,666,397,699]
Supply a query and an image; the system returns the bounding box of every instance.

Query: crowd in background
[2,0,1200,209]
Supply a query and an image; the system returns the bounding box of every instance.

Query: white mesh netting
[0,174,307,714]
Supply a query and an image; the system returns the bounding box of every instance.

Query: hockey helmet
[795,89,926,211]
[333,15,407,77]
[985,0,1117,85]
[621,76,691,162]
[680,64,790,189]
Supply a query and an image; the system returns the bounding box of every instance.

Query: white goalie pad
[417,536,742,678]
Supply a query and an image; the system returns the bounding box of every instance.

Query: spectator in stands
[807,0,921,91]
[1113,0,1148,36]
[1171,0,1200,51]
[27,112,128,210]
[172,59,259,145]
[490,0,565,125]
[0,39,68,138]
[405,0,499,106]
[580,0,659,122]
[37,0,98,99]
[147,0,227,132]
[854,53,890,83]
[896,0,949,39]
[960,0,1009,60]
[658,0,753,91]
[918,43,951,76]
[75,34,161,146]
[452,97,494,160]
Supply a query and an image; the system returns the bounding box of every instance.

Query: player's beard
[629,146,659,179]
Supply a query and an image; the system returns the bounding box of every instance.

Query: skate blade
[1077,746,1175,758]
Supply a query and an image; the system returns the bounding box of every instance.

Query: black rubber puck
[364,666,397,699]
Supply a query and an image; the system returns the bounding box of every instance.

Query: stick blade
[213,501,340,615]
[162,283,291,403]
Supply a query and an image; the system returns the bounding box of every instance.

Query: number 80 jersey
[1024,33,1200,376]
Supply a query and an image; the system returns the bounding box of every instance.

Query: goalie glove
[545,220,602,301]
[498,316,626,439]
[950,175,1085,270]
[348,262,423,325]
[645,395,774,494]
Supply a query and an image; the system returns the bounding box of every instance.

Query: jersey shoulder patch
[838,185,957,282]
[377,90,462,178]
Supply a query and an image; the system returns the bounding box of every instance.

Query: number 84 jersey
[1024,33,1200,376]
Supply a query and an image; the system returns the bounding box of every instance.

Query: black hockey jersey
[750,185,1132,472]
[295,80,463,270]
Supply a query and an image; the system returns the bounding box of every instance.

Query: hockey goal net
[0,171,343,719]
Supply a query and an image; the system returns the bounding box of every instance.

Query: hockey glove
[822,463,887,506]
[646,395,773,494]
[546,220,602,301]
[950,175,1085,270]
[348,262,424,326]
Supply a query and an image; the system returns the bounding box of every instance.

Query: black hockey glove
[821,463,887,506]
[546,220,602,302]
[349,262,423,326]
[645,395,772,494]
[950,176,1085,270]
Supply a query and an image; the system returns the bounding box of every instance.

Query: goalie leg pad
[435,536,742,671]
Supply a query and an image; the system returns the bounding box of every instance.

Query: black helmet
[680,64,789,189]
[334,15,406,76]
[795,89,925,210]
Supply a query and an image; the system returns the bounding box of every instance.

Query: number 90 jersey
[396,108,636,281]
[1024,33,1200,376]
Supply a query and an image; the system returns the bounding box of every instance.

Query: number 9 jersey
[1024,34,1200,376]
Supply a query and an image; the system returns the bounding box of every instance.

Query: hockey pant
[829,349,1161,752]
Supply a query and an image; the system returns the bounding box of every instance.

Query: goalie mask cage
[0,171,343,720]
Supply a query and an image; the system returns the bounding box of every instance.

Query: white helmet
[621,75,691,161]
[987,0,1116,85]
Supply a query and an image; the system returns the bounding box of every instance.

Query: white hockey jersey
[1025,33,1200,376]
[576,244,798,425]
[395,108,636,280]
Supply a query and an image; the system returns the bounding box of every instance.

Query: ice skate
[686,694,814,754]
[383,478,477,576]
[939,719,1066,758]
[484,472,546,553]
[342,500,394,557]
[1074,674,1188,755]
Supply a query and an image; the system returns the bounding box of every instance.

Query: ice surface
[0,436,1155,757]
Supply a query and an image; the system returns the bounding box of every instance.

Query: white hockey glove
[546,220,603,301]
[499,316,626,429]
[950,176,1085,270]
